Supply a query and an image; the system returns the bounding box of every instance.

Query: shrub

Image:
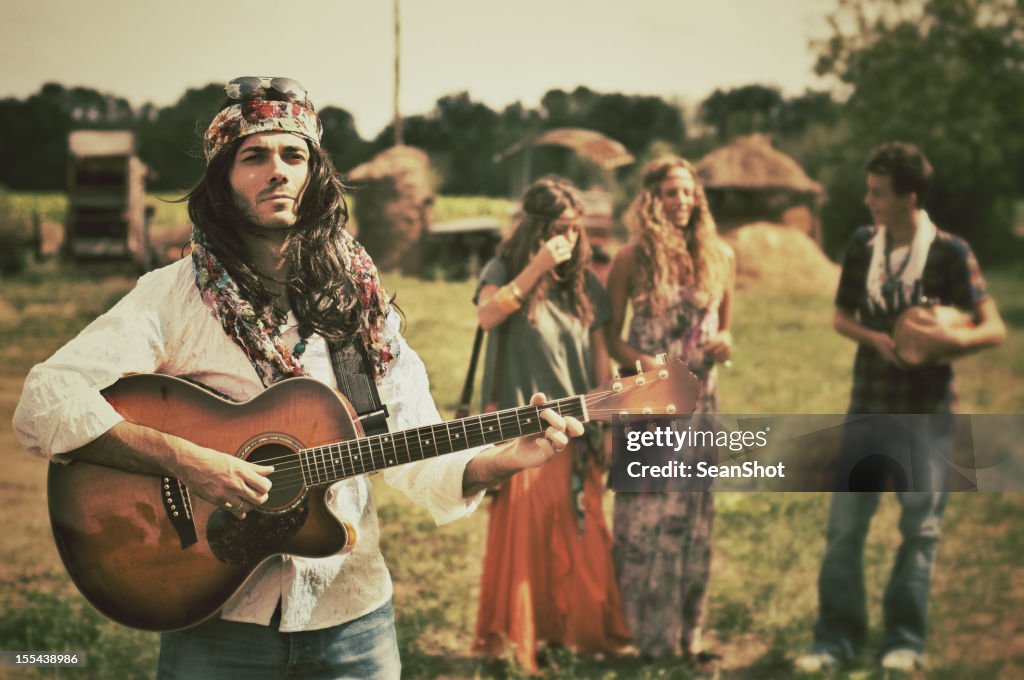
[0,188,34,276]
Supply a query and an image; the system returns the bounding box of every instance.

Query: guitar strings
[230,395,641,475]
[202,381,684,493]
[247,408,692,494]
[226,392,668,474]
[232,396,599,468]
[227,396,672,478]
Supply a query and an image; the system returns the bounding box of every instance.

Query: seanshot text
[626,460,786,479]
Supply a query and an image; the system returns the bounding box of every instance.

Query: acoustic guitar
[48,357,698,631]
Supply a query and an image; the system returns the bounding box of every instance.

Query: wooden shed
[65,130,152,269]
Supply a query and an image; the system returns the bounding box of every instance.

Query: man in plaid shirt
[797,142,1005,673]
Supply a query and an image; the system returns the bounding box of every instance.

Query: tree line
[1,0,1020,260]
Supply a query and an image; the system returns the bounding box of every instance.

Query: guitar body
[48,374,360,631]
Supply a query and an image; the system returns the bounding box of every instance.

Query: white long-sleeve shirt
[13,257,485,631]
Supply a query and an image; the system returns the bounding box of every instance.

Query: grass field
[0,260,1021,679]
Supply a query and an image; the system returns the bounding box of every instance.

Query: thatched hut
[345,145,434,274]
[696,134,823,244]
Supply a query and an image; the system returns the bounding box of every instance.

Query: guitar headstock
[584,355,702,424]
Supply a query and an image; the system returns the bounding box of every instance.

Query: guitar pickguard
[206,503,309,565]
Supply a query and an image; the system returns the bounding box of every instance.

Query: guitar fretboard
[297,395,587,486]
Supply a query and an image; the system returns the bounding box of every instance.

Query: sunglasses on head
[225,76,308,101]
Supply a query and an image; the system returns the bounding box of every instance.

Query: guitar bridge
[162,476,197,548]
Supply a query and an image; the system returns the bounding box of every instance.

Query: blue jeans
[812,415,952,662]
[157,600,400,679]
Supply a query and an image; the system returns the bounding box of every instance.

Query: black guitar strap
[327,338,390,436]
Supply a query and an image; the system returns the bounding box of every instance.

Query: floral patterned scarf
[191,230,399,387]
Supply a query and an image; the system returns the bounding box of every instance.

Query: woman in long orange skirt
[472,177,630,673]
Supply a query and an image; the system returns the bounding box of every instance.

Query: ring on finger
[223,501,234,510]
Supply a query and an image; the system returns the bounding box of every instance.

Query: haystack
[723,222,839,294]
[697,134,823,243]
[346,145,434,273]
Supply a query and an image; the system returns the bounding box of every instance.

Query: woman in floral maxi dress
[605,156,735,663]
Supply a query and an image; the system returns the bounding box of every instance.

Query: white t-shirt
[13,257,485,631]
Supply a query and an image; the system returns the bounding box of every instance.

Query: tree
[0,83,140,190]
[372,91,507,194]
[815,0,1024,259]
[775,90,840,138]
[698,85,784,143]
[136,84,224,190]
[319,106,371,174]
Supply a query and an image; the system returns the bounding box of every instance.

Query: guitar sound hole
[246,442,305,511]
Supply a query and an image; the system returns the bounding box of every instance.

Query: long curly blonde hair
[626,157,728,314]
[497,176,593,326]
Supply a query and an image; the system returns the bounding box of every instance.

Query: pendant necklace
[882,236,913,300]
[276,307,308,358]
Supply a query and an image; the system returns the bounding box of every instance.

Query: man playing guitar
[13,77,585,679]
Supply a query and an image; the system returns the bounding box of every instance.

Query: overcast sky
[2,0,834,138]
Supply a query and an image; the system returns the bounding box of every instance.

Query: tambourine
[893,302,973,368]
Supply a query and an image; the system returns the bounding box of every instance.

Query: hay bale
[723,221,839,294]
[346,146,434,273]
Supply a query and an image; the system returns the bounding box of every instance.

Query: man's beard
[235,202,299,238]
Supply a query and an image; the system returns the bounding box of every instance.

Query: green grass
[430,195,515,224]
[2,191,67,224]
[1,261,1021,679]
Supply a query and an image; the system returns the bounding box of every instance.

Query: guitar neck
[298,395,588,486]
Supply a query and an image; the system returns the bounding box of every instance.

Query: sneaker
[795,651,839,673]
[880,648,924,672]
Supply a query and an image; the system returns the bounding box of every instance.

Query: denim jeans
[157,600,400,680]
[812,415,952,662]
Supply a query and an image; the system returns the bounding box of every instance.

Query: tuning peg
[655,353,668,366]
[635,360,643,375]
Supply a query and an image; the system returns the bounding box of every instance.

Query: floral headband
[203,99,323,161]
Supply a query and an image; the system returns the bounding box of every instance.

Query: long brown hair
[626,156,728,313]
[186,91,367,341]
[497,176,593,325]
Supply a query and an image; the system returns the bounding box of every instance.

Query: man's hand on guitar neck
[71,421,274,519]
[461,392,585,498]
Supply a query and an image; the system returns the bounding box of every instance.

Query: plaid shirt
[835,225,989,414]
